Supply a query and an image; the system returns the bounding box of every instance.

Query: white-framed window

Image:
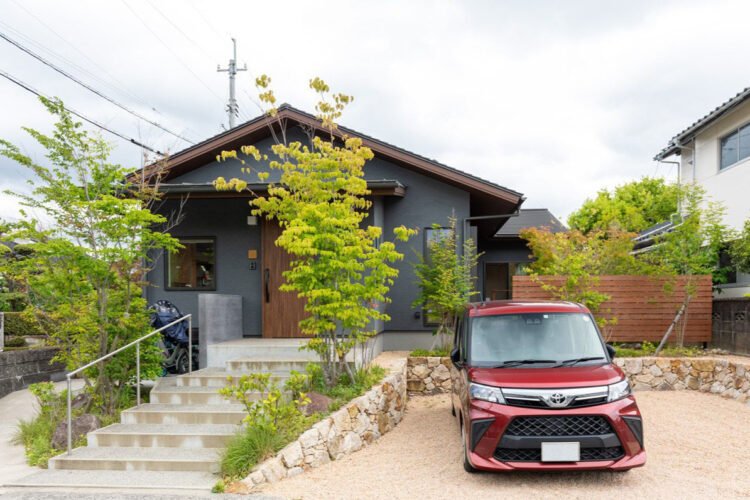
[719,123,750,170]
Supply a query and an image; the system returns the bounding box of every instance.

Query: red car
[450,300,646,472]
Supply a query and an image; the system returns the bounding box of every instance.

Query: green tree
[412,217,479,348]
[728,219,750,275]
[0,97,180,413]
[568,177,680,234]
[519,227,659,337]
[641,184,731,350]
[216,77,415,387]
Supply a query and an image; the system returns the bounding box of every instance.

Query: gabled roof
[493,208,566,238]
[144,104,523,207]
[654,86,750,160]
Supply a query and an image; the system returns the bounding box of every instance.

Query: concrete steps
[226,358,313,373]
[88,423,238,448]
[175,367,292,387]
[120,404,246,425]
[7,469,218,490]
[48,446,222,472]
[8,338,321,491]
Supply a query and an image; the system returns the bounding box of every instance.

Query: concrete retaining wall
[406,355,750,404]
[241,357,407,488]
[0,347,65,398]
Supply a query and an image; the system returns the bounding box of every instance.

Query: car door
[450,310,468,414]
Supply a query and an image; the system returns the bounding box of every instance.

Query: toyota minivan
[450,300,646,472]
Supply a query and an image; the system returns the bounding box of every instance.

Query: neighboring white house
[654,87,750,297]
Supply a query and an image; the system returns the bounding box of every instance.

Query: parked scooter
[149,300,198,374]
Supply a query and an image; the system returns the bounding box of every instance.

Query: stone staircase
[7,340,319,492]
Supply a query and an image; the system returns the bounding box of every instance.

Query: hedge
[3,311,45,337]
[4,335,26,347]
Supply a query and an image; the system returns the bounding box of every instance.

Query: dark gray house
[143,105,557,350]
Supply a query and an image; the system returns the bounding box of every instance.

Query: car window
[468,312,605,366]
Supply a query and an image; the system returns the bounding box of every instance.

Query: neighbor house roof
[493,208,566,238]
[654,86,750,160]
[138,104,524,208]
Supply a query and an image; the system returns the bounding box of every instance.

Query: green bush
[409,348,450,357]
[4,311,44,336]
[613,341,703,358]
[306,363,386,411]
[4,335,26,347]
[14,382,130,468]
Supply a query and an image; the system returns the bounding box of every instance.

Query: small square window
[166,238,216,290]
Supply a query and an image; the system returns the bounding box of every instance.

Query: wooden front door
[261,218,307,337]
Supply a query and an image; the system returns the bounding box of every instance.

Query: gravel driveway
[259,391,750,500]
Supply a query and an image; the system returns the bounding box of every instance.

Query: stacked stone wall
[242,358,408,487]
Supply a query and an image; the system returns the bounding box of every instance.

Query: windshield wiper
[491,359,557,368]
[556,356,605,367]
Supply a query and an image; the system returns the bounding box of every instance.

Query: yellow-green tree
[216,77,415,387]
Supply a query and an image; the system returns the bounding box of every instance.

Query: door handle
[264,268,270,303]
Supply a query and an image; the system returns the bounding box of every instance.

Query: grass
[409,347,450,357]
[612,341,705,358]
[220,423,289,478]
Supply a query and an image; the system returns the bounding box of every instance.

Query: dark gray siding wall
[476,238,533,301]
[147,197,261,337]
[158,125,471,333]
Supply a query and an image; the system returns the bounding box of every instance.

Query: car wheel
[461,423,477,473]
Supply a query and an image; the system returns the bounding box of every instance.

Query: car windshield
[468,312,606,367]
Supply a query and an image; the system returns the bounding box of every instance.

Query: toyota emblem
[549,392,566,407]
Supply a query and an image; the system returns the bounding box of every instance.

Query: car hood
[467,363,625,388]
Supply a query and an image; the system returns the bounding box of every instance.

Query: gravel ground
[259,391,750,500]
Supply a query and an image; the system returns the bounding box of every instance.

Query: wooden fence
[512,275,712,343]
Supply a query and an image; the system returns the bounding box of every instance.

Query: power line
[0,68,163,155]
[144,0,216,63]
[120,0,225,106]
[8,0,162,116]
[0,31,195,145]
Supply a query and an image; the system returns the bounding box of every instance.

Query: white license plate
[541,442,580,462]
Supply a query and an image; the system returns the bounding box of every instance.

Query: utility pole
[217,38,247,129]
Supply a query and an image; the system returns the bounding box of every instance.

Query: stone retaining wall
[407,355,750,404]
[614,357,750,403]
[407,356,451,394]
[0,347,64,398]
[241,357,407,488]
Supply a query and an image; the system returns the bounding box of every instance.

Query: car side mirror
[606,344,616,359]
[450,347,463,368]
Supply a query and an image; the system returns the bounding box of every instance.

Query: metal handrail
[65,314,192,454]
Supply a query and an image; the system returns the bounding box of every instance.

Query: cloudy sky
[1,0,749,223]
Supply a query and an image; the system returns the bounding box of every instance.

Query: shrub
[218,372,310,432]
[306,363,386,410]
[14,382,128,467]
[3,311,44,336]
[4,335,26,348]
[612,341,703,358]
[410,348,450,357]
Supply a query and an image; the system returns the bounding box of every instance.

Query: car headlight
[469,382,506,404]
[607,378,631,402]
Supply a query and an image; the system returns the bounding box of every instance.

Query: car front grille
[495,415,624,463]
[495,446,625,462]
[504,415,613,437]
[504,396,609,409]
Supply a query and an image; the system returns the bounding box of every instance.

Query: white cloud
[1,0,749,224]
